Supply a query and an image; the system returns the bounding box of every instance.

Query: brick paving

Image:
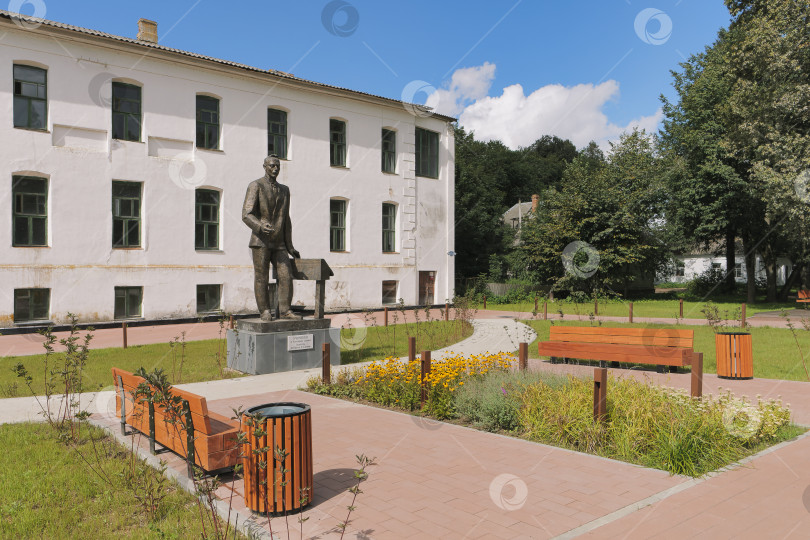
[9,312,810,537]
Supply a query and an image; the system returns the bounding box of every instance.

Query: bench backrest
[111,367,214,434]
[548,326,694,349]
[799,290,810,300]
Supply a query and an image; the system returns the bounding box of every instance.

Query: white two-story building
[1,13,455,327]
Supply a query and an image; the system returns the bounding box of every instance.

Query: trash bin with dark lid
[241,402,313,514]
[716,332,753,380]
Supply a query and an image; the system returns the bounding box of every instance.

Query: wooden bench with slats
[537,326,703,397]
[112,367,240,474]
[798,290,810,303]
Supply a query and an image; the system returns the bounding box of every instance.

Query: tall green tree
[661,0,810,301]
[520,130,668,295]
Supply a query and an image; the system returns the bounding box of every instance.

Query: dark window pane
[195,224,204,248]
[14,65,46,84]
[30,100,46,130]
[13,97,28,127]
[113,220,124,246]
[31,217,46,246]
[14,217,28,245]
[112,113,124,140]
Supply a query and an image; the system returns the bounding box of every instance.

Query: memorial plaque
[287,334,314,352]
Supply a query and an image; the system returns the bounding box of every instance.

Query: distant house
[503,194,539,244]
[658,243,792,286]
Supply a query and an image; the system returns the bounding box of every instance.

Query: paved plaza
[3,313,810,537]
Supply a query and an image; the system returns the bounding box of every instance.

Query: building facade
[1,14,455,327]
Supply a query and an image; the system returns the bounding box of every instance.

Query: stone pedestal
[227,318,340,375]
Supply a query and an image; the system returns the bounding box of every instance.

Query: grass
[522,320,810,382]
[0,320,474,396]
[339,320,474,364]
[475,297,801,319]
[0,338,240,397]
[0,422,239,538]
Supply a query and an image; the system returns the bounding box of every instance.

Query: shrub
[454,370,567,432]
[685,267,726,298]
[518,376,795,476]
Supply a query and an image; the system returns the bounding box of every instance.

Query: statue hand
[290,249,301,259]
[260,223,273,235]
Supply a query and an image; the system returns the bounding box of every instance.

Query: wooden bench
[537,326,703,397]
[112,367,240,474]
[798,290,810,303]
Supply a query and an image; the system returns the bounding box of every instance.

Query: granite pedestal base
[226,318,340,375]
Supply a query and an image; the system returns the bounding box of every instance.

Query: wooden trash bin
[242,403,313,514]
[715,332,753,380]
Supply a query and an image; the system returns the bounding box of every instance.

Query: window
[735,263,743,279]
[12,176,48,247]
[112,181,141,248]
[112,82,142,141]
[197,284,221,313]
[711,262,722,271]
[196,95,220,149]
[268,108,287,159]
[382,203,396,253]
[13,64,47,130]
[675,261,685,277]
[382,281,398,305]
[14,288,50,322]
[195,189,220,250]
[330,199,346,251]
[114,286,142,319]
[330,119,346,167]
[382,129,396,173]
[415,128,439,178]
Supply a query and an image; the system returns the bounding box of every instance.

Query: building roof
[0,10,457,123]
[503,201,534,225]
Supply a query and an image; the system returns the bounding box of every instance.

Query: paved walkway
[2,304,804,358]
[5,317,810,537]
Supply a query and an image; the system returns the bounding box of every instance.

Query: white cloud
[429,63,663,150]
[425,62,496,117]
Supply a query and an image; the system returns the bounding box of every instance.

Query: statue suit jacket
[242,177,295,253]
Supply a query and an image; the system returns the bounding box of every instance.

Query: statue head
[264,155,281,179]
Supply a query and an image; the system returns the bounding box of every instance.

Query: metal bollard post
[322,343,331,385]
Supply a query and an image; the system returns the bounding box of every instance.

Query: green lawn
[0,338,240,397]
[340,320,474,364]
[523,320,810,382]
[0,422,240,539]
[0,320,473,396]
[478,298,802,319]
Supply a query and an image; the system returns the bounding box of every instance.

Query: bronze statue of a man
[242,155,302,321]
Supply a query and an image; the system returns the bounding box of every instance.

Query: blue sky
[16,1,732,149]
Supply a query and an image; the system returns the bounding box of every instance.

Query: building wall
[0,23,454,326]
[659,255,791,287]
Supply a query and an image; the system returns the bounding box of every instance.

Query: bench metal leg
[183,399,197,478]
[116,375,131,436]
[599,360,607,369]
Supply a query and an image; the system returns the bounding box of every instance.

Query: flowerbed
[307,354,802,477]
